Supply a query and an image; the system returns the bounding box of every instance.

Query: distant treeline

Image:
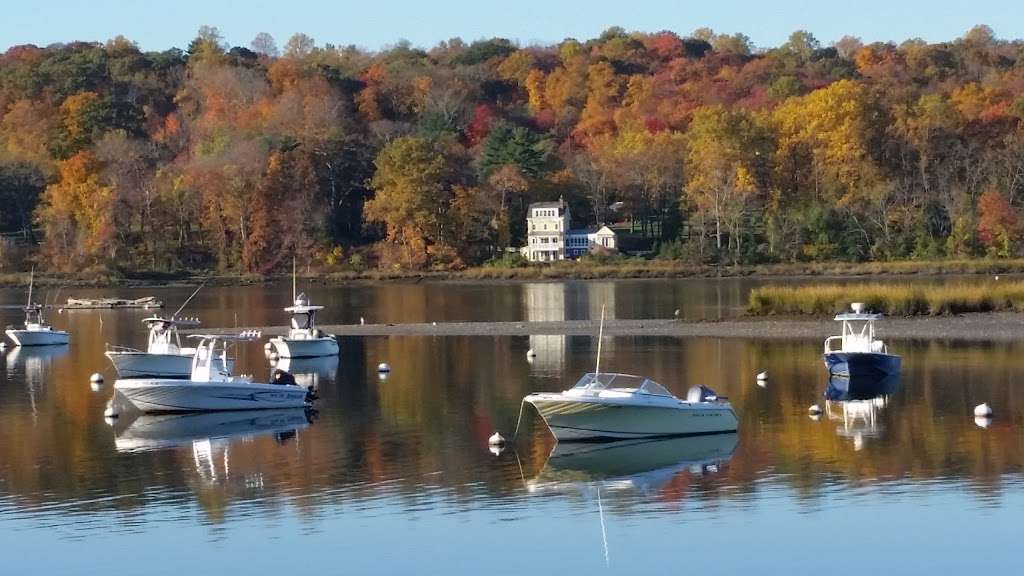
[0,25,1023,275]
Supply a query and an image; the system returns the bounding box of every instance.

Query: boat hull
[114,379,310,412]
[525,395,738,441]
[824,352,901,379]
[270,336,339,358]
[105,351,234,379]
[5,329,69,346]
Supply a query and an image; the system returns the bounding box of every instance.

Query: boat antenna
[292,256,297,303]
[595,304,605,377]
[26,266,34,309]
[173,279,208,319]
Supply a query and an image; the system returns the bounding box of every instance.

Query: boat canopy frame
[825,313,887,354]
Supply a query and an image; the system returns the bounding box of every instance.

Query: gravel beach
[192,312,1024,342]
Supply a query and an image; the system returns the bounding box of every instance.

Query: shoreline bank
[191,313,1024,342]
[5,258,1024,288]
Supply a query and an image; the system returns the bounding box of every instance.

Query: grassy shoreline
[749,281,1024,316]
[4,258,1024,288]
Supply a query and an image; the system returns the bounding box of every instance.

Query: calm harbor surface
[2,277,1022,574]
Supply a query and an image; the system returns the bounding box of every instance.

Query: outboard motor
[271,369,297,386]
[686,384,719,403]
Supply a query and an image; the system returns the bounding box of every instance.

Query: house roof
[567,225,616,235]
[529,201,563,209]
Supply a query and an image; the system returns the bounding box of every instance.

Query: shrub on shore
[748,281,1024,316]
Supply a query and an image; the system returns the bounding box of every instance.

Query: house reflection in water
[522,282,616,375]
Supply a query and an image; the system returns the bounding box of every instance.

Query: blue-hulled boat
[823,303,901,379]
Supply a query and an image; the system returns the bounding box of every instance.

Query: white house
[521,199,617,262]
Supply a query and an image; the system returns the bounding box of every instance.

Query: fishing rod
[172,279,209,319]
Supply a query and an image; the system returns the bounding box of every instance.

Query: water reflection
[272,355,339,390]
[523,282,615,374]
[1,280,1024,573]
[113,409,314,453]
[822,376,902,450]
[527,433,738,495]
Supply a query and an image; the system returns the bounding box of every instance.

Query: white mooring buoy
[808,404,823,415]
[975,416,993,429]
[974,403,993,418]
[360,316,365,325]
[756,371,767,381]
[90,373,104,385]
[104,405,119,419]
[489,432,506,446]
[90,382,102,392]
[526,348,536,358]
[268,351,279,361]
[378,362,391,373]
[264,342,273,352]
[0,341,7,351]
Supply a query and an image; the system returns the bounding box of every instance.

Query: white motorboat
[525,375,738,441]
[5,303,70,346]
[5,268,69,347]
[105,316,233,378]
[115,331,314,412]
[268,292,339,358]
[523,305,738,441]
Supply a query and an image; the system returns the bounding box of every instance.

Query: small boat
[523,305,737,441]
[4,270,69,347]
[115,331,314,412]
[525,375,738,441]
[823,303,901,379]
[268,292,339,358]
[105,316,234,379]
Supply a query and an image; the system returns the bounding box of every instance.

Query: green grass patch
[748,281,1024,316]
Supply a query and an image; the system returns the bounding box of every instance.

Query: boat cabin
[143,316,199,354]
[567,373,674,398]
[825,312,888,354]
[284,293,326,339]
[188,332,259,382]
[22,304,52,330]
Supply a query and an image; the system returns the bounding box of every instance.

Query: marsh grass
[748,281,1024,316]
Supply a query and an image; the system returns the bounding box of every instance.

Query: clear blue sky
[3,0,1021,52]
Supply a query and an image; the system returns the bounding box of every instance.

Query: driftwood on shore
[63,296,164,310]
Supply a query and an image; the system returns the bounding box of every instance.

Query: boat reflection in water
[271,355,338,390]
[4,345,70,415]
[823,374,902,450]
[112,408,314,453]
[527,433,738,495]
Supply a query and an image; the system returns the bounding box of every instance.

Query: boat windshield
[290,313,312,330]
[571,373,674,396]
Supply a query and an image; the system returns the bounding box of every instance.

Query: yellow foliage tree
[36,152,117,270]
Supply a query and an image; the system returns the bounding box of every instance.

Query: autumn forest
[1,25,1023,275]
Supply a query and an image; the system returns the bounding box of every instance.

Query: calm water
[1,278,1023,574]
